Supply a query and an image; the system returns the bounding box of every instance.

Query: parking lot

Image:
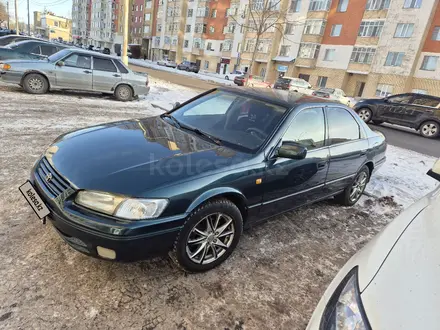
[0,78,437,329]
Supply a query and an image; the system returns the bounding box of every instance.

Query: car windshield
[165,91,288,153]
[277,78,292,84]
[318,88,335,94]
[48,49,70,62]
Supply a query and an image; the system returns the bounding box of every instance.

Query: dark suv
[354,93,440,139]
[177,61,199,73]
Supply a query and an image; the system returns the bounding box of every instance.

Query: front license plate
[19,181,50,220]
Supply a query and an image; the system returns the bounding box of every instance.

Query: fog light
[97,246,116,260]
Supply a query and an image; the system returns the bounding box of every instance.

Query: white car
[307,159,440,330]
[224,70,245,80]
[312,88,351,106]
[273,77,314,95]
[157,59,177,68]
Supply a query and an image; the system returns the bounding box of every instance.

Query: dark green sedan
[19,88,387,272]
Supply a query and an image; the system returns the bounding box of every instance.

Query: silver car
[0,48,150,101]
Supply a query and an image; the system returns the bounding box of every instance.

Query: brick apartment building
[73,0,440,97]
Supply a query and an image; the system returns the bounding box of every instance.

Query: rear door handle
[113,74,121,77]
[83,70,92,74]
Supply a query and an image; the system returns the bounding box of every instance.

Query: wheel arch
[21,70,51,89]
[364,161,374,180]
[113,82,135,95]
[417,118,440,130]
[186,188,248,222]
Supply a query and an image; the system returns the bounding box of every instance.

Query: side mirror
[56,61,64,67]
[276,141,307,160]
[427,159,440,182]
[173,102,181,109]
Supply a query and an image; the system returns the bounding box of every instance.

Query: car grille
[34,157,71,197]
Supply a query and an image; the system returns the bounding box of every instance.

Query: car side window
[30,46,41,55]
[64,54,91,69]
[387,95,412,104]
[114,60,129,73]
[411,96,440,108]
[282,108,325,151]
[40,45,57,56]
[93,57,117,72]
[327,107,360,145]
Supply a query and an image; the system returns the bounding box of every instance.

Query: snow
[129,58,236,86]
[365,145,439,207]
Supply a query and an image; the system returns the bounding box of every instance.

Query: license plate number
[19,181,50,220]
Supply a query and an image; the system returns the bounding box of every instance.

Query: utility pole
[121,0,129,65]
[14,0,18,34]
[7,1,10,29]
[27,0,30,35]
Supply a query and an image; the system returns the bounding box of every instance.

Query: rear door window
[327,107,360,145]
[93,57,117,72]
[40,45,58,56]
[411,96,440,108]
[114,60,129,73]
[30,45,41,55]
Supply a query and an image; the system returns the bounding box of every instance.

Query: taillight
[312,92,316,96]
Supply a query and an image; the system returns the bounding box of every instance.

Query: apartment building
[34,11,72,42]
[72,0,91,43]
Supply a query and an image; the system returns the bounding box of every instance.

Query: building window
[420,56,438,71]
[157,24,162,32]
[365,0,390,10]
[186,24,191,32]
[331,24,342,36]
[432,26,440,40]
[376,84,393,97]
[290,0,301,12]
[252,0,264,10]
[256,40,271,53]
[309,0,331,11]
[135,16,138,22]
[237,42,241,52]
[172,38,177,45]
[184,39,189,47]
[323,49,335,61]
[211,9,217,17]
[384,52,404,66]
[207,42,213,50]
[317,76,328,87]
[350,47,376,64]
[145,13,151,20]
[220,43,223,51]
[337,0,349,11]
[285,23,294,34]
[279,45,290,56]
[197,7,209,17]
[209,26,215,33]
[135,5,138,10]
[394,23,414,37]
[245,39,256,52]
[164,36,170,44]
[144,25,150,33]
[403,0,422,8]
[140,5,143,10]
[358,20,384,37]
[204,61,209,69]
[228,23,236,33]
[188,9,193,17]
[298,43,321,59]
[304,20,326,35]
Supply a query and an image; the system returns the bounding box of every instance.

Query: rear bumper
[133,85,150,96]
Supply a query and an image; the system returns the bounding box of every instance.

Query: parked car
[273,77,313,94]
[307,158,440,330]
[0,29,15,37]
[312,88,351,106]
[354,93,440,138]
[18,87,386,272]
[0,40,67,61]
[234,75,272,88]
[102,47,111,55]
[177,61,199,73]
[0,35,38,46]
[0,48,150,101]
[157,59,177,68]
[224,70,245,80]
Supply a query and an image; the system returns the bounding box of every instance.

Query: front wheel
[114,84,133,101]
[419,121,439,139]
[185,67,190,72]
[171,199,243,272]
[23,73,48,94]
[334,165,370,206]
[357,108,372,123]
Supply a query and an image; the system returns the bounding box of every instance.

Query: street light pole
[14,0,19,34]
[121,0,129,65]
[27,0,30,35]
[7,1,10,29]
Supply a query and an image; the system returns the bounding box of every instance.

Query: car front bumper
[0,70,23,84]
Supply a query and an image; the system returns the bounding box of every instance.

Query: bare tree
[0,3,8,27]
[229,0,290,82]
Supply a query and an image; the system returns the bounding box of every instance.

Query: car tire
[114,84,133,102]
[357,108,373,123]
[372,120,384,125]
[186,67,190,72]
[419,121,440,139]
[23,73,49,94]
[225,76,229,80]
[170,198,243,273]
[334,165,370,206]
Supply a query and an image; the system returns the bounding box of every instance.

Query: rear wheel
[186,67,190,72]
[114,84,133,101]
[335,165,370,206]
[23,73,48,94]
[357,108,372,123]
[171,198,243,272]
[419,121,439,139]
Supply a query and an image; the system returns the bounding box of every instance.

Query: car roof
[10,39,65,47]
[64,48,121,60]
[217,87,340,108]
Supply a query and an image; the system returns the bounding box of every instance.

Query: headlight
[0,63,11,70]
[320,268,371,330]
[75,191,168,220]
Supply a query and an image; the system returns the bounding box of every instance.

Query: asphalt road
[130,64,440,158]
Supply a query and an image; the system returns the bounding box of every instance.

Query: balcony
[192,47,204,55]
[347,62,372,74]
[221,50,232,58]
[301,34,323,44]
[295,58,317,68]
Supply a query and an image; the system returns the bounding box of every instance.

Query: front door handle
[83,70,92,74]
[317,161,327,169]
[360,149,367,156]
[113,74,121,77]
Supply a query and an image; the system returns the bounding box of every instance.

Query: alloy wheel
[186,213,235,265]
[349,172,368,202]
[118,87,130,99]
[421,123,438,137]
[29,78,43,91]
[358,109,371,122]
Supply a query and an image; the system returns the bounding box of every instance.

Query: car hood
[361,186,440,329]
[46,116,251,196]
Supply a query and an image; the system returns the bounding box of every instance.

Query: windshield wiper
[161,113,181,128]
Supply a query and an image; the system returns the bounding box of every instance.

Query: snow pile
[366,145,438,207]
